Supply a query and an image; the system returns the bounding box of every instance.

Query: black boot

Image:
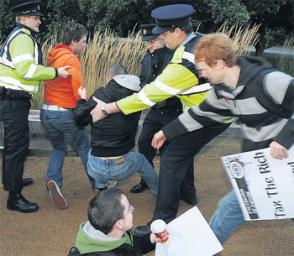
[180,194,198,205]
[130,179,148,193]
[7,193,39,213]
[22,177,34,187]
[134,224,151,236]
[3,177,34,191]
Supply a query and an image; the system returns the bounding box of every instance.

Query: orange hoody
[44,44,83,108]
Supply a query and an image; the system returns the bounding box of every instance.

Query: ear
[71,40,78,46]
[174,27,182,37]
[215,59,226,69]
[113,219,124,231]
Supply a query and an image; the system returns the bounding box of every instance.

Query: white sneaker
[47,180,68,209]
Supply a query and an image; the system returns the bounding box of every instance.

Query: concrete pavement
[1,137,294,256]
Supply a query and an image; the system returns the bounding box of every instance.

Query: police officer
[90,4,229,230]
[130,24,182,193]
[0,0,69,213]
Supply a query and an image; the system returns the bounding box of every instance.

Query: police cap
[10,0,44,17]
[151,4,194,34]
[140,24,159,41]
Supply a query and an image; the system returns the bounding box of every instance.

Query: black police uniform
[131,24,182,193]
[134,5,229,234]
[0,0,53,213]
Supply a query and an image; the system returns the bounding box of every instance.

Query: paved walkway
[1,138,294,256]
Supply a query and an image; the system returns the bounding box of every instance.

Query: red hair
[194,33,237,67]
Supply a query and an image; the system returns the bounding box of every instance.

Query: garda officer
[0,0,69,213]
[130,24,182,193]
[90,4,230,229]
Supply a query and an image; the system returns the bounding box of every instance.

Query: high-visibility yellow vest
[117,33,211,115]
[0,24,56,93]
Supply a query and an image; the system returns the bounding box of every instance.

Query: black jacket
[73,79,141,157]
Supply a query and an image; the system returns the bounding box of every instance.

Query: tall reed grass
[278,37,294,75]
[33,24,260,108]
[80,29,146,94]
[218,23,260,55]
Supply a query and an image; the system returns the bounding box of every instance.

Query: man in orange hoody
[41,22,91,209]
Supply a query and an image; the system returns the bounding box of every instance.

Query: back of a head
[88,188,124,234]
[106,64,128,82]
[59,22,88,45]
[194,32,237,67]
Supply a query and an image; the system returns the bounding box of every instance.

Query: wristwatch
[101,104,109,116]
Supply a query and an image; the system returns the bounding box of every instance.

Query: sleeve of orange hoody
[67,57,83,101]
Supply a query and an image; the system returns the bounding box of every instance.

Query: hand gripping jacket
[116,33,212,114]
[0,24,56,93]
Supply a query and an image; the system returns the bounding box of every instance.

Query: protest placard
[154,207,223,256]
[222,147,294,220]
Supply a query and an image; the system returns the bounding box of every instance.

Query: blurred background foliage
[0,0,293,56]
[0,0,293,108]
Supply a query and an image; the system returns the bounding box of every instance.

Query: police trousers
[138,106,182,165]
[0,97,31,193]
[151,123,229,223]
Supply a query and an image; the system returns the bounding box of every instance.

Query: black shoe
[22,177,34,187]
[130,180,148,193]
[3,178,34,191]
[134,225,151,236]
[7,193,39,213]
[180,195,198,205]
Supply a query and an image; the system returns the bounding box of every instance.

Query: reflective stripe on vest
[180,83,211,95]
[0,28,39,69]
[0,76,38,92]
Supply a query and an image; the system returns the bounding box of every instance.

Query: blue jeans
[87,151,159,194]
[209,190,245,244]
[41,109,90,188]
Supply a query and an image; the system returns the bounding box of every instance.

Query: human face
[120,195,134,232]
[20,16,41,32]
[147,38,165,53]
[159,30,178,49]
[197,60,225,85]
[71,35,88,55]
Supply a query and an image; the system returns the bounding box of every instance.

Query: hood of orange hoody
[47,44,75,66]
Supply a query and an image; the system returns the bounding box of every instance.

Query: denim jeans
[41,109,90,188]
[87,151,159,194]
[209,190,245,244]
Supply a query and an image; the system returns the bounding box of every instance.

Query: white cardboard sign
[222,147,294,220]
[155,207,223,256]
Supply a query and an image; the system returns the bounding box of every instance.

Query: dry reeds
[278,37,294,74]
[35,23,260,109]
[218,23,260,55]
[32,36,56,109]
[80,29,146,94]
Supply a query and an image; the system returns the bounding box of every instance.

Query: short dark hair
[169,24,192,34]
[180,24,192,34]
[59,22,88,45]
[106,64,127,81]
[88,188,125,234]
